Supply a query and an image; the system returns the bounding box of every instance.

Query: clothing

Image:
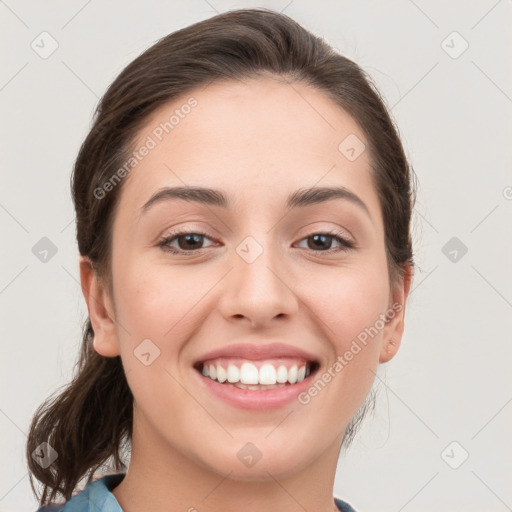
[35,473,358,512]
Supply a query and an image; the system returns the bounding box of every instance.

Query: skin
[80,76,411,512]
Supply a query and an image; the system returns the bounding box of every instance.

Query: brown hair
[26,7,416,506]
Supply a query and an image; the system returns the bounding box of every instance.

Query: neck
[112,408,344,512]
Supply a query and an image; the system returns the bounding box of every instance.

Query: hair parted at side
[26,7,416,506]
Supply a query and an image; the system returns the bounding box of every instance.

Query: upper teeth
[201,361,310,385]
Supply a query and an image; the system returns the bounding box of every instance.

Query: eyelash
[157,229,355,255]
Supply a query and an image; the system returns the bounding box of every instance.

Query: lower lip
[194,368,317,410]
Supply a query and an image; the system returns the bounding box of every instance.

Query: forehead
[117,76,379,222]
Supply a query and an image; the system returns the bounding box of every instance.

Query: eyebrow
[140,185,372,220]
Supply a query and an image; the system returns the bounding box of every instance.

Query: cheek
[304,265,389,347]
[295,270,387,421]
[113,257,205,341]
[113,265,203,416]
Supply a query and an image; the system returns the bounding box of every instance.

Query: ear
[79,255,120,357]
[379,265,412,363]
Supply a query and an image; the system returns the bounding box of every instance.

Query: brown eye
[296,232,354,253]
[158,231,216,254]
[174,233,205,251]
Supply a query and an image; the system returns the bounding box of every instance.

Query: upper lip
[194,342,319,365]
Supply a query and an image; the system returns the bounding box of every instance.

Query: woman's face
[82,76,408,481]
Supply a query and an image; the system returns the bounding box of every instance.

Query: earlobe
[79,256,120,357]
[379,265,412,364]
[379,338,400,363]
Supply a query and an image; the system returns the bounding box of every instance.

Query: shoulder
[33,473,126,512]
[35,506,65,512]
[334,496,359,512]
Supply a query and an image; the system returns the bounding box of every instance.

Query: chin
[194,441,317,482]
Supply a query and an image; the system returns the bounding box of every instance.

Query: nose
[217,238,299,329]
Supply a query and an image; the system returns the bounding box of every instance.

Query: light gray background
[1,1,511,511]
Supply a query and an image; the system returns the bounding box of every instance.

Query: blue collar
[61,473,125,512]
[40,472,356,512]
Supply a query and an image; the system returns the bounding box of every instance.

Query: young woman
[27,8,416,512]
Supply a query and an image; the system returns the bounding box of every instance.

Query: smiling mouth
[193,359,320,390]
